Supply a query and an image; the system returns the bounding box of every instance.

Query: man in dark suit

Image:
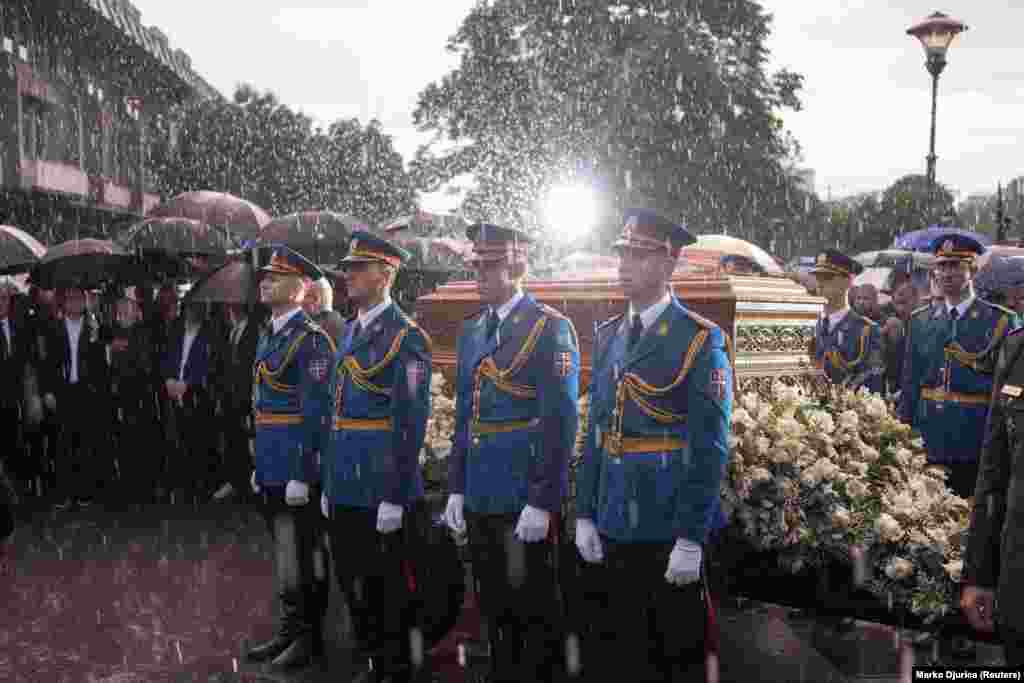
[303,276,345,347]
[160,301,216,503]
[105,289,159,505]
[0,279,32,497]
[37,286,110,508]
[963,324,1024,664]
[211,302,262,501]
[22,286,59,498]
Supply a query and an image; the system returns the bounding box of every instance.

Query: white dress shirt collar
[628,291,672,332]
[357,295,392,330]
[271,307,302,335]
[493,289,525,323]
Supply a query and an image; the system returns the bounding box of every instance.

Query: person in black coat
[160,301,217,503]
[104,289,159,505]
[22,286,60,499]
[37,287,110,508]
[0,279,33,497]
[211,303,263,501]
[302,277,345,347]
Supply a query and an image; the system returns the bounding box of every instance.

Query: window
[21,98,46,161]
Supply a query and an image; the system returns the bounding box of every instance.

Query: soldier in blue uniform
[321,231,432,683]
[809,249,884,393]
[575,208,732,682]
[442,223,580,682]
[899,233,1019,499]
[245,247,336,670]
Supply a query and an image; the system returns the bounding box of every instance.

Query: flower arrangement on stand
[724,381,970,623]
[421,372,456,491]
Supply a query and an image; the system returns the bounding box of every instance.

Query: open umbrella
[0,225,47,275]
[854,249,935,269]
[31,239,133,290]
[259,210,364,264]
[117,217,234,256]
[183,260,257,305]
[892,227,992,252]
[147,191,271,243]
[683,235,783,274]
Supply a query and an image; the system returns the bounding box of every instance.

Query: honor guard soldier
[899,233,1019,499]
[442,223,580,682]
[809,249,884,393]
[575,209,732,682]
[245,247,336,671]
[321,231,432,683]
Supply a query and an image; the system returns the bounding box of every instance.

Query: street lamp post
[906,12,968,221]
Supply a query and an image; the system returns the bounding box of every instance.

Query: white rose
[864,396,888,420]
[838,410,859,431]
[943,560,963,583]
[728,434,741,451]
[846,479,869,499]
[755,436,771,456]
[877,513,903,543]
[849,461,870,477]
[891,492,915,518]
[831,507,852,528]
[777,417,805,439]
[893,448,913,467]
[749,466,773,483]
[732,407,753,427]
[885,557,914,580]
[741,393,761,414]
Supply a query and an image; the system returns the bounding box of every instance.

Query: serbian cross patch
[407,360,426,394]
[556,351,573,377]
[710,368,728,401]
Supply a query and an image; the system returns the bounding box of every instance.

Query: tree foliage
[411,0,805,246]
[147,85,415,226]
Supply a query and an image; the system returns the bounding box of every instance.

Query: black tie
[628,314,643,351]
[822,318,830,338]
[486,309,500,340]
[950,307,959,321]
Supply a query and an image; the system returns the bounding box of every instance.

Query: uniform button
[472,437,480,446]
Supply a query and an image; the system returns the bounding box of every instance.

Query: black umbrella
[30,239,133,290]
[258,210,364,264]
[0,225,47,275]
[183,260,257,305]
[117,217,235,256]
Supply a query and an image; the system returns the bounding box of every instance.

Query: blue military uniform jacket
[898,298,1018,465]
[814,310,884,393]
[448,294,580,516]
[324,303,431,509]
[252,310,336,487]
[577,298,733,544]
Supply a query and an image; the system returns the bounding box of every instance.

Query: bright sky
[130,0,1022,209]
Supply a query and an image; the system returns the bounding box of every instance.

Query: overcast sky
[129,0,1021,208]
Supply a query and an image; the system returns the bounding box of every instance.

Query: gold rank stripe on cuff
[920,387,989,406]
[255,413,303,426]
[332,417,393,431]
[598,432,687,456]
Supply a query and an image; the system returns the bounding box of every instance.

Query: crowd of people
[0,274,344,510]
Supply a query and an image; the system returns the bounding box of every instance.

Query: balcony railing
[17,159,159,214]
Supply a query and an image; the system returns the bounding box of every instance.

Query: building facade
[0,0,217,244]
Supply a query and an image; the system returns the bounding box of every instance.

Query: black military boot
[245,591,296,662]
[268,587,317,670]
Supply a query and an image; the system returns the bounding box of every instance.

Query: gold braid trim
[608,330,709,450]
[824,323,870,372]
[255,331,310,393]
[945,314,1010,373]
[339,328,408,396]
[471,315,547,422]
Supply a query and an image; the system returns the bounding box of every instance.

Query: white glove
[250,470,260,494]
[575,518,604,564]
[321,492,329,520]
[665,538,702,586]
[514,505,551,543]
[43,393,56,412]
[285,480,309,506]
[377,501,403,534]
[444,494,466,536]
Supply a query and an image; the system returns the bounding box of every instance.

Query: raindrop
[409,627,424,669]
[457,643,467,668]
[175,640,184,664]
[565,633,581,676]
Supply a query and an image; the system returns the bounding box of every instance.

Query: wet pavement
[0,501,1008,682]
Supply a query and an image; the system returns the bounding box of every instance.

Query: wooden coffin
[415,271,825,389]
